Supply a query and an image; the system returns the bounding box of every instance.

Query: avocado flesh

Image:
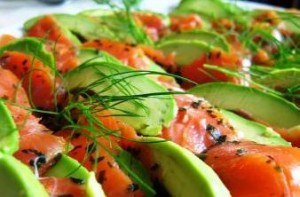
[0,100,18,154]
[255,68,300,89]
[53,14,116,41]
[140,137,230,197]
[189,82,300,129]
[172,0,243,20]
[23,15,81,46]
[79,9,138,43]
[64,52,177,135]
[24,14,115,42]
[277,11,300,34]
[221,109,290,146]
[45,154,105,197]
[0,37,55,70]
[79,9,169,44]
[159,30,230,52]
[80,9,170,27]
[0,153,48,197]
[157,40,210,66]
[87,172,106,197]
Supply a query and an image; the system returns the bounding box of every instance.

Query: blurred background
[248,0,300,8]
[0,0,300,34]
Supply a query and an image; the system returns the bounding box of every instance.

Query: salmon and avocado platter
[1,0,300,196]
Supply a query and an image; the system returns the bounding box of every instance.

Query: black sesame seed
[70,177,85,185]
[127,183,139,192]
[236,148,247,156]
[97,170,106,184]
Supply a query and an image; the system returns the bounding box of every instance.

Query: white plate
[0,0,279,36]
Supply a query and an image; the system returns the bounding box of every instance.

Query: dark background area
[248,0,300,8]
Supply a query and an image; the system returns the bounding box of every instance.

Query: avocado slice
[45,154,106,197]
[277,11,300,34]
[86,172,106,197]
[0,153,48,197]
[79,9,168,44]
[189,82,300,129]
[157,40,210,66]
[64,52,177,135]
[0,100,18,154]
[172,0,243,20]
[45,154,89,179]
[255,68,300,89]
[24,14,116,42]
[139,137,230,197]
[221,109,290,146]
[24,15,81,46]
[80,10,136,43]
[80,9,170,28]
[0,37,55,70]
[159,30,230,52]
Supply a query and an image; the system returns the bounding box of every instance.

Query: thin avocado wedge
[255,68,300,89]
[53,14,116,41]
[0,100,18,154]
[189,82,300,129]
[159,30,230,52]
[45,154,106,197]
[0,37,55,69]
[277,11,300,34]
[64,52,177,135]
[0,153,48,197]
[78,48,102,64]
[172,0,242,19]
[79,9,167,44]
[24,14,116,41]
[139,137,230,197]
[24,15,81,46]
[157,40,210,66]
[80,9,170,28]
[221,109,290,146]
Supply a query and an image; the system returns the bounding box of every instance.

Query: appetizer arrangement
[1,0,300,196]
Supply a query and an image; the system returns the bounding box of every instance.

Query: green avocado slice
[189,82,300,129]
[0,100,18,154]
[24,14,116,42]
[78,9,136,44]
[45,154,106,197]
[0,153,48,197]
[79,9,166,45]
[53,14,116,41]
[221,109,290,146]
[80,9,170,28]
[277,11,300,34]
[255,68,300,89]
[24,15,81,46]
[64,51,177,135]
[139,137,230,197]
[0,37,55,70]
[172,0,242,20]
[159,30,230,52]
[157,40,210,66]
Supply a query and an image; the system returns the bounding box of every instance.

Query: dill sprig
[93,0,153,45]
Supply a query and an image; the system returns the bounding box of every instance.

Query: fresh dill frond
[93,0,153,45]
